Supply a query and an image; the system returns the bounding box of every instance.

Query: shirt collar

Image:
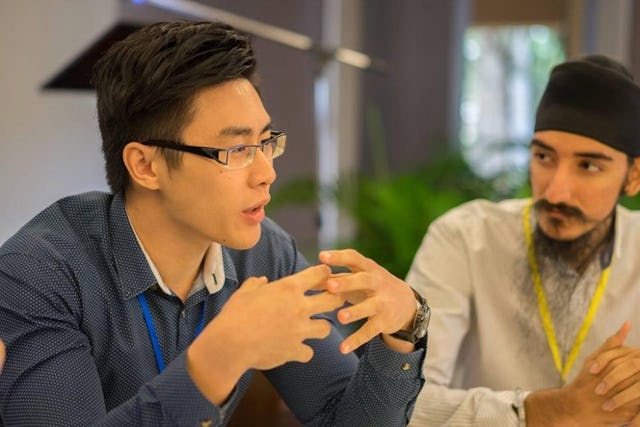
[110,193,226,299]
[109,193,156,300]
[134,238,226,297]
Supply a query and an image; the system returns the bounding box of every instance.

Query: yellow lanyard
[523,200,611,380]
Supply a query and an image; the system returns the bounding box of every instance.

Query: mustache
[534,199,586,221]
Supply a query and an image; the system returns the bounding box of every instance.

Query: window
[460,25,565,191]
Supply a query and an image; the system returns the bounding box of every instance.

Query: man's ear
[122,142,162,191]
[623,157,640,196]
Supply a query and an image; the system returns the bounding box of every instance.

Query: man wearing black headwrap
[407,55,640,426]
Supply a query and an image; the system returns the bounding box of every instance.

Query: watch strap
[390,287,429,344]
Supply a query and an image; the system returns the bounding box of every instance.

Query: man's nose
[543,165,573,204]
[249,148,277,187]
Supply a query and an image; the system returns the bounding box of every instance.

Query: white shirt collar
[127,215,225,297]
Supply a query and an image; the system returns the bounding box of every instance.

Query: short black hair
[92,21,258,194]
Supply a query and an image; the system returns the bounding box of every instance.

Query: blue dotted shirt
[0,192,425,426]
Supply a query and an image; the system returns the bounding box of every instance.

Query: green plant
[334,153,503,277]
[271,152,508,278]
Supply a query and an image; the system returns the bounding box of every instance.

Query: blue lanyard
[137,293,206,373]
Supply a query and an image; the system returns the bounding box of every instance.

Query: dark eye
[579,160,600,172]
[532,151,549,161]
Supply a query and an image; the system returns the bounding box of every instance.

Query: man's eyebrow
[530,139,555,152]
[218,123,273,137]
[574,151,614,161]
[530,138,614,161]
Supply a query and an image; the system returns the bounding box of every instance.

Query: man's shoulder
[616,204,640,220]
[0,191,114,259]
[436,198,527,228]
[615,204,640,237]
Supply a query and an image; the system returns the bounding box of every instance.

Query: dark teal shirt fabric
[0,192,425,426]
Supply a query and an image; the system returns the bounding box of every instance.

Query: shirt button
[402,363,411,371]
[180,310,186,319]
[200,420,213,427]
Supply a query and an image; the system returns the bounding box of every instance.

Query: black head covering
[534,54,640,157]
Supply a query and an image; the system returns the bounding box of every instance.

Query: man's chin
[223,229,262,250]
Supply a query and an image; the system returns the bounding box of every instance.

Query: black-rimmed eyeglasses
[140,131,287,170]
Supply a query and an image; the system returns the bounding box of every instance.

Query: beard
[513,202,616,369]
[533,199,615,272]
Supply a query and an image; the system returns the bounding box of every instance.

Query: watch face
[415,305,430,339]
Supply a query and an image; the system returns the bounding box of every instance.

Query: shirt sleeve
[0,252,221,426]
[263,232,426,427]
[409,385,526,427]
[267,333,425,427]
[405,213,525,427]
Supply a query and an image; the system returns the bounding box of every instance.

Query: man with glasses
[0,21,427,425]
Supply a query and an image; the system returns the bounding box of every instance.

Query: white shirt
[406,198,640,426]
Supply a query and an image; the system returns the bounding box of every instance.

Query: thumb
[603,320,631,351]
[589,320,631,374]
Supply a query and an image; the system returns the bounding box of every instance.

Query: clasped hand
[563,321,640,426]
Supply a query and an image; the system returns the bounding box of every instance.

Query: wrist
[390,287,430,344]
[525,388,578,427]
[187,319,248,405]
[381,333,417,353]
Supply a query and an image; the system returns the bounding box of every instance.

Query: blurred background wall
[1,0,638,247]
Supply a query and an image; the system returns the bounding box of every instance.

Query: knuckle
[345,248,358,258]
[319,320,332,338]
[300,346,314,363]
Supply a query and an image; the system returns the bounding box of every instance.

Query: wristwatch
[391,287,430,343]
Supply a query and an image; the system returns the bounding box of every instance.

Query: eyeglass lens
[225,135,284,169]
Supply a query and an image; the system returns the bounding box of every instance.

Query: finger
[601,380,640,412]
[291,343,315,364]
[325,272,355,293]
[319,249,376,273]
[340,319,380,354]
[590,321,632,374]
[304,318,333,340]
[337,298,377,325]
[629,410,640,427]
[326,271,374,294]
[591,346,638,375]
[305,291,346,316]
[595,352,640,395]
[279,264,331,292]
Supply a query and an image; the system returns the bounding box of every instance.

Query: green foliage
[335,153,500,278]
[620,194,640,210]
[271,153,507,278]
[269,176,319,211]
